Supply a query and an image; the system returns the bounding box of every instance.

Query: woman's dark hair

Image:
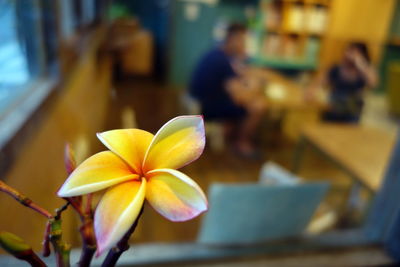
[348,42,371,64]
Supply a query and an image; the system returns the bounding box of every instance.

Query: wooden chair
[180,92,225,152]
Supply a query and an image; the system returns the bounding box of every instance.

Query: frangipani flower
[57,116,207,255]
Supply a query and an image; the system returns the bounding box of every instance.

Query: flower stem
[0,181,73,267]
[64,194,97,267]
[49,217,71,267]
[64,197,84,219]
[85,193,93,215]
[101,206,144,267]
[78,243,96,267]
[77,217,96,267]
[42,221,51,257]
[22,251,47,267]
[64,143,97,266]
[0,181,52,219]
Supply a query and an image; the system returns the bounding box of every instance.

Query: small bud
[0,231,46,266]
[0,231,31,257]
[64,143,76,175]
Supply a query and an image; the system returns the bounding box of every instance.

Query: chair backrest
[259,161,301,185]
[180,92,201,115]
[198,182,329,245]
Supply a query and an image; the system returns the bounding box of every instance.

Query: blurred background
[1,0,400,266]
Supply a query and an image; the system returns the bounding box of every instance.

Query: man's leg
[236,99,267,155]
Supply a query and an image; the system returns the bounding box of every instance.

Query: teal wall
[168,2,218,87]
[168,0,257,87]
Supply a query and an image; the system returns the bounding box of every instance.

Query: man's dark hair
[226,23,247,39]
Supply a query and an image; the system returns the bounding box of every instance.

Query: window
[0,0,45,114]
[0,0,59,149]
[0,0,110,149]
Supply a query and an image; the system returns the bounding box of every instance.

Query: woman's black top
[324,64,367,123]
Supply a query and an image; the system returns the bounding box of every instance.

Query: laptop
[198,182,329,245]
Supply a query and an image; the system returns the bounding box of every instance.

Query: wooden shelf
[251,56,317,70]
[281,0,330,7]
[303,0,330,7]
[266,28,324,37]
[387,37,400,47]
[255,0,330,70]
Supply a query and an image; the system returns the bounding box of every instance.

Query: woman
[308,42,378,123]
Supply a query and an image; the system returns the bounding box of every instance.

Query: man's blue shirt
[189,48,245,120]
[190,48,236,105]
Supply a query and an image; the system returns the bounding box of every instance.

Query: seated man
[189,23,266,158]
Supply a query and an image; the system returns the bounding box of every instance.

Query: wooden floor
[106,79,354,243]
[0,77,356,252]
[105,79,265,243]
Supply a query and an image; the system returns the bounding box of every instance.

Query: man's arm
[225,75,267,114]
[225,77,252,105]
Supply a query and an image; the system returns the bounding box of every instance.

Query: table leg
[342,180,373,226]
[292,136,306,174]
[348,181,363,210]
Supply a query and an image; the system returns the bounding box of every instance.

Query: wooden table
[247,68,327,111]
[293,123,397,193]
[247,68,328,140]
